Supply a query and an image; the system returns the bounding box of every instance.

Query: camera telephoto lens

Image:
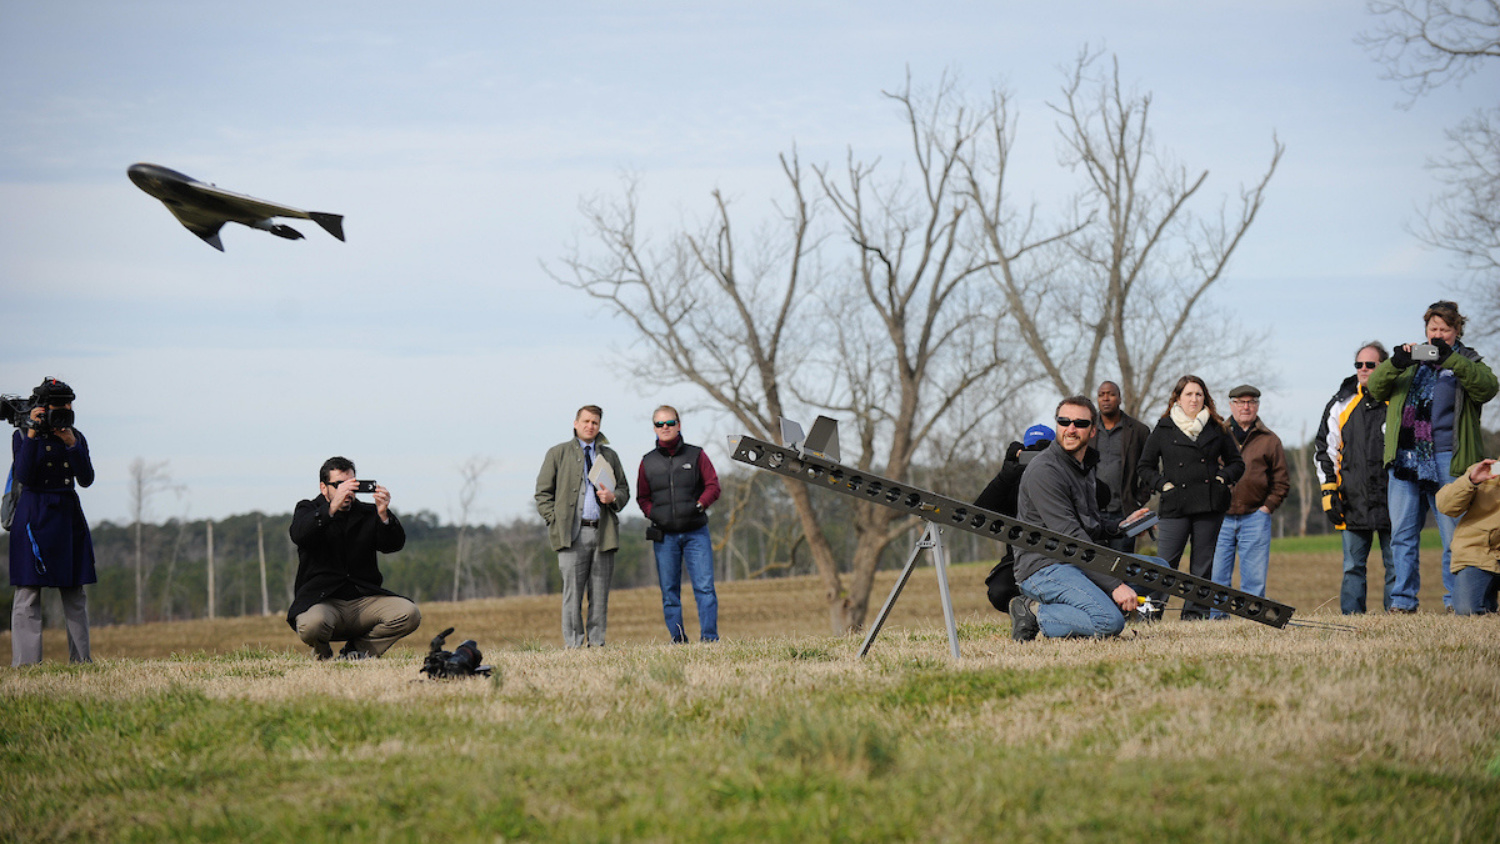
[446,640,482,676]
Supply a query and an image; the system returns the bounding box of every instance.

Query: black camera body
[420,626,493,679]
[0,395,74,434]
[2,379,77,434]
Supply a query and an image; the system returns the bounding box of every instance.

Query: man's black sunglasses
[654,419,679,428]
[1354,361,1379,370]
[1055,416,1093,429]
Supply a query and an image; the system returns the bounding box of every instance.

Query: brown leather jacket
[1227,417,1291,516]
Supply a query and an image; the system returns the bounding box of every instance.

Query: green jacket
[534,433,630,552]
[1366,343,1497,478]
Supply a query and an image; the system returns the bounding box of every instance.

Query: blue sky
[0,2,1491,525]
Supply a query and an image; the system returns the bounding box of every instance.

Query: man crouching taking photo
[287,456,420,659]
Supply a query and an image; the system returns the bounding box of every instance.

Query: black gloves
[1431,336,1453,364]
[1321,483,1345,529]
[1391,345,1414,369]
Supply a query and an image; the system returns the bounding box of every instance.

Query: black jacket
[1098,411,1152,513]
[286,496,407,628]
[1313,376,1391,531]
[1136,416,1245,518]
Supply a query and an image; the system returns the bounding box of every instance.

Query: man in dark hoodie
[637,406,721,642]
[1009,396,1150,642]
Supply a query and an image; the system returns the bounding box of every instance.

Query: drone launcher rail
[730,432,1293,629]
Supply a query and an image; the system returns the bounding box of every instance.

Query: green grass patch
[4,622,1499,841]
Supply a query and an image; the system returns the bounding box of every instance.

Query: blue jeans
[1453,567,1500,616]
[1340,528,1394,614]
[1387,452,1457,611]
[1210,510,1271,618]
[1019,564,1125,639]
[654,524,718,641]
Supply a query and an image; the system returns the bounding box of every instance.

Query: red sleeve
[698,450,721,508]
[635,460,652,518]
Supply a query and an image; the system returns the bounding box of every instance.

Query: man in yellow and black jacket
[1313,342,1394,614]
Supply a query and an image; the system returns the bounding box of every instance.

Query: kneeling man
[1010,396,1146,641]
[287,456,420,659]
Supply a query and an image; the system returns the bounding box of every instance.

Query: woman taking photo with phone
[1136,375,1243,620]
[1367,300,1497,613]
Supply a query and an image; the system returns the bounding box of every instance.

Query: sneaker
[337,645,371,660]
[1009,596,1040,642]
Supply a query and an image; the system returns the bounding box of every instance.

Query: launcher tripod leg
[858,524,961,660]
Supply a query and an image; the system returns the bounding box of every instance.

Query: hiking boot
[1009,596,1040,642]
[337,645,371,660]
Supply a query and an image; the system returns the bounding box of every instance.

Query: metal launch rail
[729,421,1294,659]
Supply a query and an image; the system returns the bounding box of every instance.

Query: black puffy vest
[642,441,709,533]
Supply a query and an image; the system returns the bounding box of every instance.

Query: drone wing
[187,182,345,241]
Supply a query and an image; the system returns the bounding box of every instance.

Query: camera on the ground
[420,626,493,679]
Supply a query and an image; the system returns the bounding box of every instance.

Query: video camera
[419,626,493,679]
[1,378,76,434]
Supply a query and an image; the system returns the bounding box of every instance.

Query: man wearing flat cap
[1211,385,1290,616]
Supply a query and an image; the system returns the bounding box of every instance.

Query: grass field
[4,532,1497,842]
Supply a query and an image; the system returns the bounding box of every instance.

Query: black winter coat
[286,497,407,628]
[1313,376,1391,531]
[1136,416,1245,518]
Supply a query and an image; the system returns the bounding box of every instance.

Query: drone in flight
[128,162,345,251]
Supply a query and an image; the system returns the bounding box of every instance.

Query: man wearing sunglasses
[287,457,419,660]
[1009,396,1151,642]
[1313,342,1396,613]
[636,406,721,642]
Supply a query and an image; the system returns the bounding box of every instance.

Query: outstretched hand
[1469,459,1497,485]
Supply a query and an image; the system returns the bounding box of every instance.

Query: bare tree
[1418,110,1500,323]
[1362,2,1500,331]
[1360,0,1500,99]
[970,50,1283,417]
[127,458,174,624]
[451,455,493,601]
[553,74,1042,633]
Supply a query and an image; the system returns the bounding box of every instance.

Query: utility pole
[206,519,216,619]
[257,515,270,616]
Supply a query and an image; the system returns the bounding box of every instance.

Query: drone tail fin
[309,212,345,242]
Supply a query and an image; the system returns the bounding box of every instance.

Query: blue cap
[1023,424,1055,447]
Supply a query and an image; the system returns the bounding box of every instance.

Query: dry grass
[3,546,1497,842]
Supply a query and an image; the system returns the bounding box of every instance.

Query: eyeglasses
[1055,416,1093,429]
[653,419,679,428]
[1354,361,1379,370]
[1230,398,1260,405]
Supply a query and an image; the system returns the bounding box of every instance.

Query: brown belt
[580,519,599,528]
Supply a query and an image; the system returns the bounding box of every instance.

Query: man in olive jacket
[535,405,630,648]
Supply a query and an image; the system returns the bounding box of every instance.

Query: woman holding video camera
[8,377,95,665]
[1367,300,1498,613]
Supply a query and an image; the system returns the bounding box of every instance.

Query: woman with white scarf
[1136,375,1244,620]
